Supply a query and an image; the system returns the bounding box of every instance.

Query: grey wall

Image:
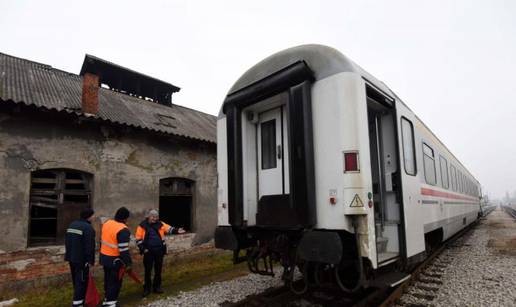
[0,108,217,252]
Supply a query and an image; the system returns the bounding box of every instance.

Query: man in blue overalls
[65,208,96,307]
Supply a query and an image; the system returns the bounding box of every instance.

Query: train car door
[396,104,426,263]
[366,84,403,266]
[257,106,289,197]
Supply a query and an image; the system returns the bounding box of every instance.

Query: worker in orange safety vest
[135,209,185,297]
[100,207,132,307]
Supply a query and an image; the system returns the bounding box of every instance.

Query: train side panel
[311,72,376,262]
[402,116,480,256]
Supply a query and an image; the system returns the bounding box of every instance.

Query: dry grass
[3,251,248,307]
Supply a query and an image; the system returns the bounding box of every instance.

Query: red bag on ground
[85,271,101,307]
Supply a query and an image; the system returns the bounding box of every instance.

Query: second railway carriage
[215,44,481,291]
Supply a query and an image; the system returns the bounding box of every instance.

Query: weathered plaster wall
[0,109,217,252]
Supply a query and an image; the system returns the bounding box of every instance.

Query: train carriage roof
[221,44,480,186]
[227,44,395,100]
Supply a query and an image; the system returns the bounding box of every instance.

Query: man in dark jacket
[65,208,96,307]
[100,207,132,307]
[135,209,185,297]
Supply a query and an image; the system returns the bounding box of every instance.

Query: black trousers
[143,248,164,291]
[103,265,123,306]
[70,262,89,307]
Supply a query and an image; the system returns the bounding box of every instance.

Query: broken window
[159,178,193,232]
[29,169,92,246]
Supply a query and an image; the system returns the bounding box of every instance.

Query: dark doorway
[159,178,194,232]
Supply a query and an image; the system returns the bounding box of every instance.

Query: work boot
[143,288,151,297]
[153,287,164,294]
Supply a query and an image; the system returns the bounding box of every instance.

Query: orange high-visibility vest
[135,222,171,246]
[100,219,129,257]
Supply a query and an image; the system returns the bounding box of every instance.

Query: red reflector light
[344,151,359,172]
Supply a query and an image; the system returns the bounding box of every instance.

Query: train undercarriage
[216,223,373,294]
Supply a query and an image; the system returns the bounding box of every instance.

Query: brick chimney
[81,72,99,115]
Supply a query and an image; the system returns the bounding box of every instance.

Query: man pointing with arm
[135,209,185,297]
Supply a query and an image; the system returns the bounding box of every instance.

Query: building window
[261,119,277,170]
[401,117,416,175]
[439,156,449,189]
[159,178,194,232]
[422,143,437,185]
[450,165,457,191]
[29,169,92,246]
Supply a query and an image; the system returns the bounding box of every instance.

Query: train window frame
[457,168,461,193]
[260,119,277,170]
[401,117,417,176]
[465,178,468,195]
[459,172,463,193]
[462,173,467,194]
[457,171,461,192]
[439,155,449,189]
[422,142,437,185]
[450,165,457,191]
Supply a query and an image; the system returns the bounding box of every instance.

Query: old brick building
[0,53,217,256]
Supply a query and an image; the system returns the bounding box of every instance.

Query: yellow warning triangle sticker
[349,194,364,207]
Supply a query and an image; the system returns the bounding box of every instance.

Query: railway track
[220,281,386,307]
[221,219,481,307]
[501,205,516,219]
[382,211,497,307]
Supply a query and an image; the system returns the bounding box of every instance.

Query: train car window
[450,165,457,191]
[422,143,437,185]
[464,175,467,194]
[401,117,416,175]
[465,178,468,195]
[460,173,464,193]
[439,156,449,189]
[458,172,463,193]
[261,119,277,170]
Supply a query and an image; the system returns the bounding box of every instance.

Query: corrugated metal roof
[0,52,216,143]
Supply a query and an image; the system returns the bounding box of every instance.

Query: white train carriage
[215,44,481,291]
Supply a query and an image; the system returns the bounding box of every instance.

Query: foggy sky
[1,0,515,199]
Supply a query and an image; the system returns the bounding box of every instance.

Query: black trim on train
[222,61,316,228]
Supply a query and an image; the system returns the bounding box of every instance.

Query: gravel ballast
[144,272,284,307]
[398,207,516,306]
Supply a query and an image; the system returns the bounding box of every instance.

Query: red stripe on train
[420,188,477,202]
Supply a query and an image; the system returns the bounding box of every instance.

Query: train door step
[370,271,411,288]
[378,252,399,267]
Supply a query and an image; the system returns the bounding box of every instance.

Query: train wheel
[334,263,361,293]
[314,263,334,286]
[287,263,309,295]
